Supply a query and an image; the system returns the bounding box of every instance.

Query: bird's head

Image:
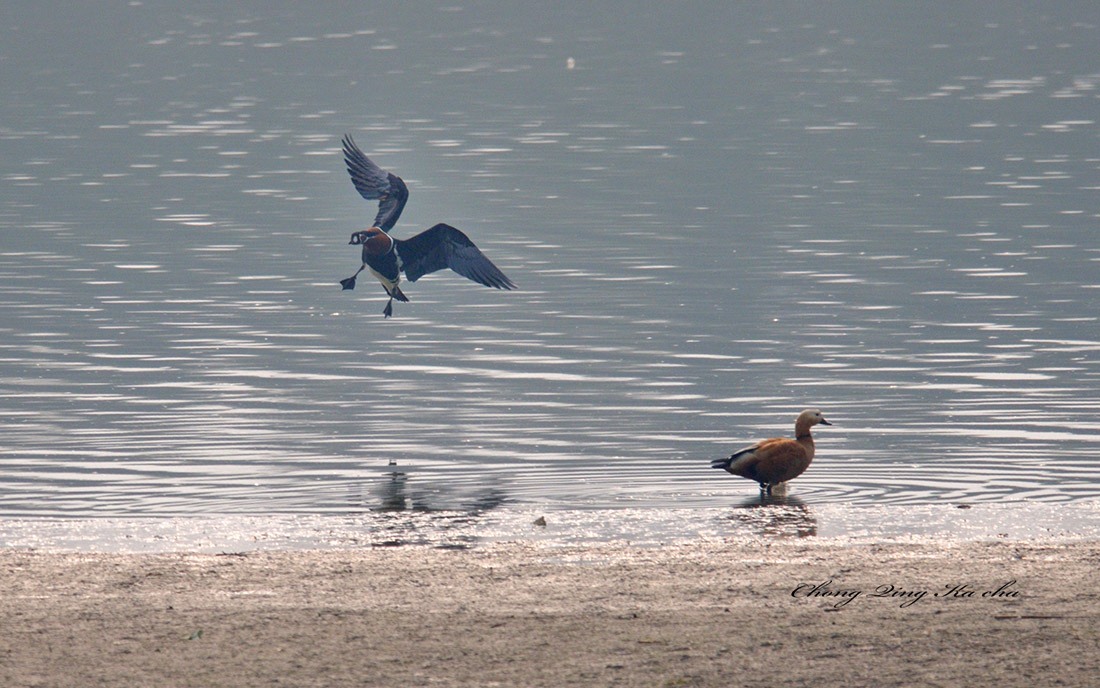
[798,408,832,427]
[349,227,394,255]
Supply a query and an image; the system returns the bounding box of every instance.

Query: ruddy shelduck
[711,409,832,494]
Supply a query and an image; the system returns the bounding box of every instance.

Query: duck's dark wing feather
[398,224,517,290]
[341,134,408,232]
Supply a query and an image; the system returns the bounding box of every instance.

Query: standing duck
[338,134,517,317]
[711,409,832,494]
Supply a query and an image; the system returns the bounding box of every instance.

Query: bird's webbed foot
[340,265,365,290]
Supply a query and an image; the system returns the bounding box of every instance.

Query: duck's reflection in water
[375,462,411,512]
[351,461,508,548]
[369,461,507,513]
[726,492,818,538]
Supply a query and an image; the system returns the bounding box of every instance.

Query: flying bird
[338,135,516,317]
[711,409,832,495]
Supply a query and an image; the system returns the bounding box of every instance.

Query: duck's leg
[382,285,409,317]
[760,482,772,495]
[340,265,365,290]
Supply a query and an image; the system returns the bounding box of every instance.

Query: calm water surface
[2,4,1099,525]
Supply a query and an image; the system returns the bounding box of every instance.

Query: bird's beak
[820,418,833,425]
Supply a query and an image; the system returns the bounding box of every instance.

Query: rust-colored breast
[363,229,394,256]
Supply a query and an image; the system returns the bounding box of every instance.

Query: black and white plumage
[338,135,516,317]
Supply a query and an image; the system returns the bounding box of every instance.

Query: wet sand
[2,540,1098,687]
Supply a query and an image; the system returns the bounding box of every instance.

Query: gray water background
[2,3,1099,521]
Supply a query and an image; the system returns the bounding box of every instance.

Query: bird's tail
[390,285,410,303]
[711,457,734,471]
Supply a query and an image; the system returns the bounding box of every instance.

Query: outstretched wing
[398,224,517,290]
[341,134,409,232]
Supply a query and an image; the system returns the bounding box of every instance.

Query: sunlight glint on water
[1,4,1099,519]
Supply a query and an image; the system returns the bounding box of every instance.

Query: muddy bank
[2,540,1098,687]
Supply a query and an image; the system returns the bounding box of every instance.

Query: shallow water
[2,4,1099,525]
[5,502,1100,553]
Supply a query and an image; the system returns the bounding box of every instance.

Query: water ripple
[2,3,1100,519]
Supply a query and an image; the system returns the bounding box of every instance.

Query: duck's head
[349,228,377,245]
[349,227,393,255]
[798,408,832,427]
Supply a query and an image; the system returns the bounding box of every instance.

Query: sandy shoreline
[2,539,1098,687]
